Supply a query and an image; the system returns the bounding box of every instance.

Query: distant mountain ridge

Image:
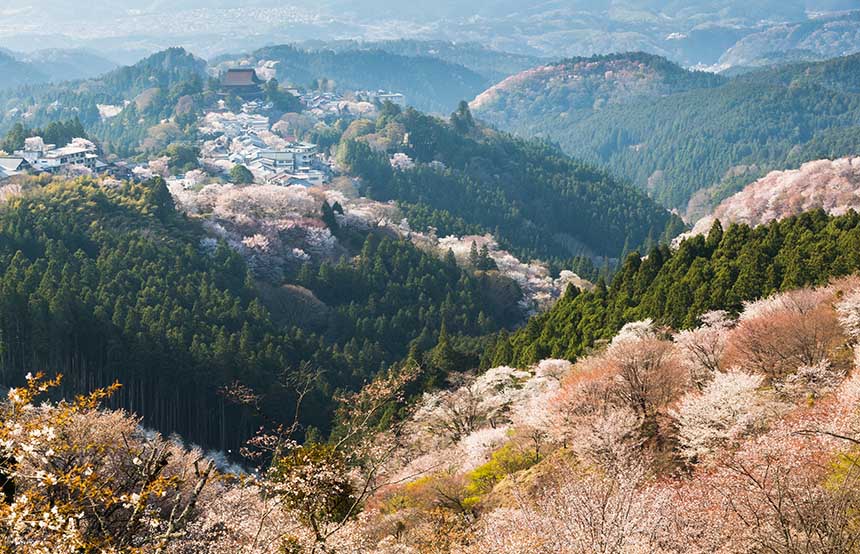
[217,44,490,114]
[472,51,860,212]
[717,10,860,70]
[472,52,724,123]
[295,39,545,83]
[14,49,118,82]
[0,48,119,90]
[0,51,47,90]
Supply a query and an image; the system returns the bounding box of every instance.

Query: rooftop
[0,157,26,172]
[221,68,264,87]
[47,145,95,158]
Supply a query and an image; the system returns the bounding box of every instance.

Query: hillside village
[0,66,407,193]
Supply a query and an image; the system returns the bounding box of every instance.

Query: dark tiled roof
[221,68,263,87]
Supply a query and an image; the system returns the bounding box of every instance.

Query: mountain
[471,52,724,128]
[4,1,856,68]
[688,156,860,237]
[312,1,842,64]
[0,175,525,452]
[0,49,116,91]
[297,39,545,83]
[338,105,685,263]
[4,179,860,553]
[13,49,118,82]
[717,10,860,70]
[473,52,860,212]
[495,207,860,367]
[0,47,208,155]
[0,50,47,90]
[220,45,490,114]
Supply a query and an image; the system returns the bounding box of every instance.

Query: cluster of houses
[198,107,327,187]
[301,89,406,118]
[0,137,106,182]
[0,66,403,188]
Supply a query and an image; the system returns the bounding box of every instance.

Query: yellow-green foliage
[380,476,433,513]
[828,448,860,491]
[383,472,470,514]
[463,442,538,507]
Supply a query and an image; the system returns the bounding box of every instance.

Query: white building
[268,169,326,187]
[13,137,100,173]
[376,92,406,106]
[255,142,318,173]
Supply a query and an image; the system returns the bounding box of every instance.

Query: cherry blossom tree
[467,461,670,554]
[673,310,733,388]
[0,373,215,554]
[725,288,845,380]
[671,369,776,462]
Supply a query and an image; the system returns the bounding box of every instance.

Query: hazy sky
[1,0,857,62]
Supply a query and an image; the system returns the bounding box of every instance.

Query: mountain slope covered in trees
[9,205,860,553]
[0,176,524,452]
[688,155,860,237]
[0,47,208,155]
[0,50,47,90]
[494,208,860,367]
[473,52,860,212]
[471,52,724,125]
[297,39,545,83]
[338,104,685,265]
[224,44,490,114]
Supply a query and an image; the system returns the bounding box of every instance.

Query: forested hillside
[687,155,860,237]
[9,4,860,553]
[227,45,490,113]
[0,177,523,452]
[495,209,860,366]
[8,48,118,83]
[12,204,860,553]
[0,48,208,155]
[298,39,544,83]
[473,52,860,211]
[472,52,724,124]
[338,104,684,264]
[0,50,46,90]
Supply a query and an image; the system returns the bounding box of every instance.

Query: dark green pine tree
[428,321,458,376]
[444,248,457,268]
[145,177,176,222]
[468,241,480,268]
[321,200,339,233]
[490,330,514,367]
[450,100,476,134]
[477,244,497,271]
[706,219,724,250]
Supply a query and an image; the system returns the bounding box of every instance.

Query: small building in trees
[13,137,101,174]
[0,157,30,181]
[220,68,264,100]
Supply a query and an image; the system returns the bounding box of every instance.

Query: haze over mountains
[5,2,860,552]
[3,1,860,67]
[472,51,860,215]
[0,48,117,89]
